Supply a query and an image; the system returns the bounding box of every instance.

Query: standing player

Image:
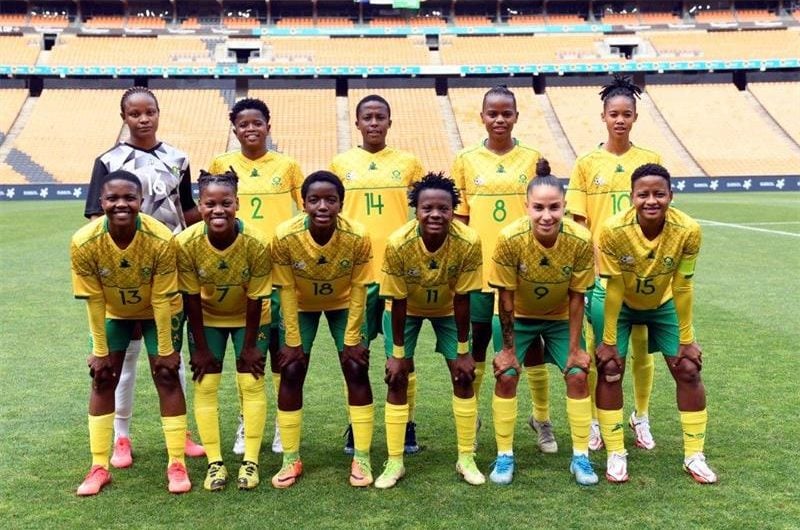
[208,97,304,455]
[452,86,555,452]
[270,171,374,489]
[177,170,271,491]
[330,94,424,455]
[72,170,191,495]
[593,163,716,484]
[565,75,662,451]
[375,173,484,489]
[85,87,204,468]
[489,160,597,486]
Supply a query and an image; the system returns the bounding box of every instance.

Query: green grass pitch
[1,192,798,528]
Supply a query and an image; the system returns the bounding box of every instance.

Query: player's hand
[238,346,266,379]
[278,344,306,371]
[384,356,407,386]
[189,347,220,382]
[452,353,476,384]
[87,354,114,381]
[565,348,591,375]
[672,342,703,371]
[492,347,520,377]
[154,350,182,375]
[342,343,370,367]
[595,343,622,381]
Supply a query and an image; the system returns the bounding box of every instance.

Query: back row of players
[71,76,716,496]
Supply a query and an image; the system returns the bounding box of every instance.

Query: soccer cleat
[570,454,599,486]
[684,453,717,484]
[404,421,420,455]
[488,454,515,485]
[343,424,355,456]
[203,461,228,491]
[374,460,405,490]
[456,454,486,486]
[349,456,373,487]
[588,420,604,451]
[271,459,303,489]
[233,415,245,456]
[629,412,656,450]
[271,421,283,454]
[605,451,629,483]
[110,436,133,469]
[185,431,206,458]
[167,461,192,494]
[529,417,559,454]
[77,465,112,496]
[238,461,260,490]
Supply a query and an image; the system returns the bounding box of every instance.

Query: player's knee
[598,360,623,383]
[153,366,180,389]
[495,374,517,396]
[565,369,588,388]
[281,360,307,384]
[92,371,116,392]
[673,357,701,386]
[386,371,408,392]
[342,359,369,385]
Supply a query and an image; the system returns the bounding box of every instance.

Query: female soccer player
[209,97,305,455]
[270,171,374,489]
[489,160,597,486]
[84,87,203,468]
[177,170,272,491]
[451,86,554,453]
[330,94,424,455]
[565,75,663,452]
[72,170,191,496]
[594,163,716,484]
[375,173,484,489]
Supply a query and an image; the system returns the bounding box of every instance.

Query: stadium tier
[439,34,624,65]
[0,35,40,66]
[693,9,738,24]
[646,29,800,60]
[47,35,216,67]
[255,37,429,67]
[748,82,800,145]
[638,12,682,24]
[0,89,27,137]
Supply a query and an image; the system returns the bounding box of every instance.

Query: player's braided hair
[356,94,392,119]
[229,97,270,125]
[482,84,517,109]
[120,86,159,113]
[408,172,461,209]
[526,158,564,195]
[599,73,642,109]
[631,163,671,186]
[198,167,239,194]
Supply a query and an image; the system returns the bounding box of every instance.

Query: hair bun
[535,158,551,178]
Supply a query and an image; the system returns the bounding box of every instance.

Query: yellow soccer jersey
[598,207,701,310]
[272,214,373,312]
[381,219,483,317]
[177,220,272,327]
[565,145,661,242]
[490,216,594,320]
[208,150,303,241]
[331,146,423,279]
[451,140,541,290]
[71,214,181,355]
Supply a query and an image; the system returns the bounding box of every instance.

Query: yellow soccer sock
[238,373,267,464]
[161,414,188,465]
[585,323,599,420]
[350,403,375,456]
[407,372,418,422]
[88,412,114,469]
[277,408,303,456]
[630,325,653,417]
[680,409,708,458]
[597,408,625,454]
[526,365,550,422]
[271,372,281,399]
[452,395,478,456]
[385,402,409,459]
[566,396,592,455]
[492,394,517,454]
[473,362,486,401]
[194,373,222,463]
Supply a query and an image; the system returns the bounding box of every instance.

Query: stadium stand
[29,14,69,27]
[0,89,28,137]
[748,82,800,145]
[47,35,215,67]
[453,15,493,26]
[693,9,737,24]
[507,15,547,26]
[647,83,800,176]
[439,34,623,65]
[256,37,430,67]
[0,162,28,184]
[645,30,800,60]
[601,12,641,25]
[83,16,125,29]
[127,16,167,29]
[180,17,202,28]
[735,9,779,22]
[638,11,682,24]
[223,17,260,28]
[348,88,454,174]
[0,14,28,26]
[0,35,40,66]
[275,17,315,27]
[248,88,338,173]
[545,14,586,25]
[370,16,445,27]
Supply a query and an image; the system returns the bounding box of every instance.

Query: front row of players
[71,160,716,495]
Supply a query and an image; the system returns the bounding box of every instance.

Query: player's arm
[493,288,520,377]
[566,289,591,374]
[385,296,408,386]
[672,226,702,369]
[85,158,109,221]
[452,292,475,382]
[451,155,470,225]
[597,225,623,374]
[272,235,304,368]
[565,160,588,225]
[177,240,218,380]
[178,164,200,226]
[342,235,372,365]
[239,297,267,378]
[151,239,182,377]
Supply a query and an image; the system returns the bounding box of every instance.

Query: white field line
[697,218,800,237]
[736,221,800,226]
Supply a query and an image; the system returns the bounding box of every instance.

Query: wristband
[392,344,405,359]
[457,341,469,355]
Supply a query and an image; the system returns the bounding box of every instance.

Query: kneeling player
[71,170,191,495]
[375,173,484,489]
[489,160,597,486]
[271,171,375,488]
[177,170,271,491]
[594,163,716,484]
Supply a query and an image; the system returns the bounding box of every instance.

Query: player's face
[121,93,159,143]
[416,188,453,237]
[303,181,341,230]
[602,95,637,141]
[526,184,565,244]
[356,101,391,149]
[632,175,672,223]
[481,94,518,140]
[233,109,270,150]
[199,183,238,237]
[100,179,142,229]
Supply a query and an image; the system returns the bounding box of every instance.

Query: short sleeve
[271,235,295,288]
[569,240,595,293]
[84,157,109,219]
[176,240,200,295]
[290,161,304,211]
[71,239,102,299]
[565,159,588,219]
[351,233,373,286]
[598,224,621,278]
[379,242,407,299]
[451,155,469,217]
[489,233,518,290]
[246,239,273,300]
[178,165,196,212]
[454,239,483,294]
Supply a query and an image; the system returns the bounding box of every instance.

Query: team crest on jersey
[293,260,307,271]
[99,267,111,277]
[140,267,152,278]
[518,174,527,183]
[407,267,420,277]
[518,263,528,273]
[241,267,251,280]
[620,255,635,266]
[170,166,181,178]
[346,171,358,181]
[271,176,282,186]
[339,259,351,269]
[198,268,207,278]
[473,176,485,186]
[663,256,675,269]
[539,257,549,267]
[561,266,572,277]
[392,169,402,180]
[593,175,606,187]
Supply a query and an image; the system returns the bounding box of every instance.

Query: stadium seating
[735,9,779,22]
[0,35,40,66]
[83,16,125,29]
[638,12,681,24]
[693,9,737,24]
[748,82,800,145]
[545,14,585,25]
[439,34,623,65]
[601,13,641,25]
[29,14,69,27]
[0,89,28,136]
[0,162,28,184]
[453,15,493,26]
[645,30,800,60]
[256,37,430,67]
[224,17,260,29]
[370,16,445,27]
[507,15,547,26]
[47,35,215,67]
[127,16,167,29]
[647,83,800,176]
[180,17,202,29]
[275,17,315,28]
[0,14,28,26]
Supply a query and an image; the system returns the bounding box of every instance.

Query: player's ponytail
[527,158,563,196]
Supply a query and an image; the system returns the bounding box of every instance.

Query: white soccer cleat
[606,451,629,483]
[629,411,656,450]
[588,419,604,451]
[684,453,717,484]
[529,417,558,454]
